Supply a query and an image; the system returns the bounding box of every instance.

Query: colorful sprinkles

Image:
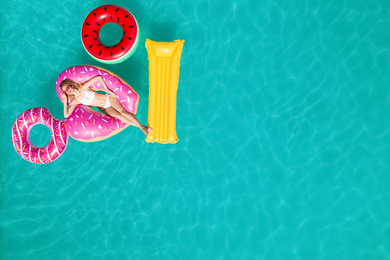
[11,107,69,164]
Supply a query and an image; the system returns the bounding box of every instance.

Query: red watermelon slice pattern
[81,5,139,64]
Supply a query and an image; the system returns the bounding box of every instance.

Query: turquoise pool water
[1,0,390,259]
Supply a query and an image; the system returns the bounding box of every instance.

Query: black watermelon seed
[96,22,100,26]
[129,25,134,28]
[94,38,98,40]
[122,24,124,27]
[99,44,102,46]
[110,15,113,20]
[89,45,93,49]
[116,8,119,12]
[111,52,113,56]
[93,30,97,33]
[103,18,105,21]
[104,7,107,11]
[86,23,90,25]
[121,47,124,50]
[84,35,88,37]
[117,18,120,22]
[127,37,132,40]
[99,51,101,56]
[93,12,96,16]
[125,15,129,18]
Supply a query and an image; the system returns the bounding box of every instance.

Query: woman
[60,76,152,136]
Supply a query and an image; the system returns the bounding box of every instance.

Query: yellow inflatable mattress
[145,39,184,144]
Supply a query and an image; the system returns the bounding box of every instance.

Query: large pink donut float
[55,65,139,142]
[11,107,69,164]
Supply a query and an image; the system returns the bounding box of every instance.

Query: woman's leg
[109,97,152,132]
[103,106,151,136]
[103,107,132,125]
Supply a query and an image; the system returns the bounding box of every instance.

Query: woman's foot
[141,126,152,136]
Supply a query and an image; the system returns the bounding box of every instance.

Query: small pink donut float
[55,65,139,142]
[11,107,69,164]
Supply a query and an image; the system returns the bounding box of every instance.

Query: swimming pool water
[1,0,390,259]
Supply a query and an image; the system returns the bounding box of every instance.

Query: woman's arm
[81,76,115,96]
[64,104,77,118]
[61,94,78,118]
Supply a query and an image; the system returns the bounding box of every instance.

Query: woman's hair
[60,79,80,100]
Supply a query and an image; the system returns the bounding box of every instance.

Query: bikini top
[77,90,95,106]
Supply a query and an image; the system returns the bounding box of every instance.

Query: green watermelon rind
[81,15,140,64]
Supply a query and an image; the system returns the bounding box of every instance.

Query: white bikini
[77,90,111,109]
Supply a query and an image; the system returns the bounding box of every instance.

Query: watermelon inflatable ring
[81,5,140,64]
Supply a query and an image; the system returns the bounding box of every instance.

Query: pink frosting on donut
[11,107,69,164]
[55,65,139,142]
